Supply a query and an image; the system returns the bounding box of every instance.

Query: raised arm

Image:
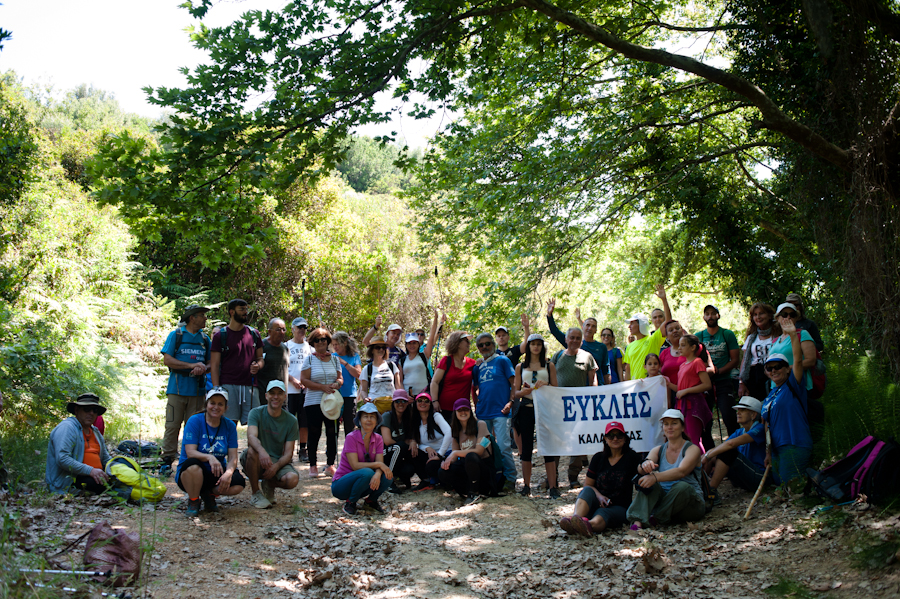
[655,284,672,322]
[546,299,567,346]
[518,313,530,355]
[362,315,382,346]
[423,310,443,360]
[782,319,805,383]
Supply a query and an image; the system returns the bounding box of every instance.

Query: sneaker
[519,485,531,497]
[201,493,219,513]
[298,447,309,463]
[363,498,385,514]
[501,480,516,494]
[711,487,722,506]
[570,516,593,538]
[413,481,434,493]
[260,479,276,505]
[324,465,336,478]
[629,523,643,531]
[568,478,582,489]
[464,494,480,506]
[185,498,201,517]
[387,482,403,495]
[559,516,576,535]
[342,500,357,516]
[308,466,320,478]
[548,487,561,499]
[158,463,173,478]
[250,490,272,509]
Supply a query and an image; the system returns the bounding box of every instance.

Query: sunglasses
[372,345,387,351]
[765,363,788,372]
[477,342,493,349]
[605,432,626,440]
[779,312,798,319]
[532,371,538,384]
[312,338,329,344]
[394,400,408,405]
[82,406,103,414]
[416,398,432,404]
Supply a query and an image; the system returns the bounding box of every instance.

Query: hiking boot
[185,498,201,517]
[298,447,309,463]
[387,482,403,495]
[548,487,561,499]
[261,479,276,505]
[711,487,722,506]
[250,490,272,509]
[363,498,385,514]
[201,493,219,513]
[342,500,357,516]
[570,516,593,538]
[559,516,576,535]
[159,459,173,478]
[519,485,531,497]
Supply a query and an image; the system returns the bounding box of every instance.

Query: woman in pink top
[331,403,393,516]
[674,335,713,450]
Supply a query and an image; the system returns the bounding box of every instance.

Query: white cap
[527,333,545,343]
[206,387,229,401]
[765,352,790,364]
[405,332,420,343]
[775,303,799,317]
[627,313,650,336]
[733,396,762,413]
[386,323,403,332]
[495,326,509,333]
[659,408,685,422]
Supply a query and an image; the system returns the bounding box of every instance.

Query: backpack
[400,351,433,385]
[662,440,716,513]
[219,326,262,357]
[169,327,211,376]
[105,456,167,503]
[807,436,900,504]
[117,440,161,458]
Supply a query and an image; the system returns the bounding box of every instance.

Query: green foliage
[849,534,900,571]
[335,136,417,193]
[764,577,818,599]
[0,73,38,211]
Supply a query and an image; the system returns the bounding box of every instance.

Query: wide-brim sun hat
[321,391,344,420]
[368,335,388,346]
[353,401,380,426]
[67,393,107,416]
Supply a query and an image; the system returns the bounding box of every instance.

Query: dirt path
[12,434,900,599]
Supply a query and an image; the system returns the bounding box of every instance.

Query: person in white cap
[702,396,767,499]
[626,409,706,530]
[241,380,300,509]
[623,285,672,380]
[768,302,818,394]
[286,316,311,462]
[361,316,404,364]
[400,312,442,397]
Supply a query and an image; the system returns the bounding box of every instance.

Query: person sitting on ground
[431,331,476,422]
[381,389,417,493]
[439,397,499,505]
[702,396,767,500]
[761,314,813,487]
[513,333,558,497]
[627,409,706,530]
[560,422,642,537]
[46,393,111,495]
[176,388,246,516]
[358,335,401,414]
[410,391,452,491]
[674,334,713,450]
[331,402,393,515]
[241,381,300,509]
[623,285,672,380]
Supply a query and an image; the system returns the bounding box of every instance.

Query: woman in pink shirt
[331,403,393,516]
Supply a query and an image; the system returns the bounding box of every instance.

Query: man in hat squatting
[45,394,111,494]
[160,304,212,472]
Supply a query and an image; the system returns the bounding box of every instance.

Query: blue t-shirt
[339,353,362,398]
[608,347,623,384]
[472,355,515,420]
[727,421,766,471]
[175,412,238,480]
[161,327,211,396]
[580,340,610,384]
[761,371,812,450]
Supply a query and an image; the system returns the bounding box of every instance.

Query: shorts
[176,458,246,494]
[239,448,298,481]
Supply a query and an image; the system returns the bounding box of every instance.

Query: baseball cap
[495,326,509,334]
[605,421,626,435]
[386,323,402,332]
[702,304,719,314]
[266,380,286,392]
[292,317,308,328]
[405,332,420,343]
[626,314,650,336]
[766,352,790,364]
[206,387,229,402]
[392,389,411,402]
[527,333,545,343]
[659,408,685,423]
[775,303,799,317]
[453,398,471,411]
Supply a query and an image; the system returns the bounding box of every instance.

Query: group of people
[43,290,823,533]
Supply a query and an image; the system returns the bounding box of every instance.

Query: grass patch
[849,533,900,571]
[764,577,818,599]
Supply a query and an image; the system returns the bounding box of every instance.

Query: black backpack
[807,436,900,504]
[169,328,211,376]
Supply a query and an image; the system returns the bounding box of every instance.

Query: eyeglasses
[765,363,788,372]
[477,342,493,349]
[605,432,626,440]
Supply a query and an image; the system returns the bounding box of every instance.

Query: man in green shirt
[695,305,741,436]
[241,381,300,509]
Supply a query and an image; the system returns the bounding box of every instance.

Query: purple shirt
[333,429,385,481]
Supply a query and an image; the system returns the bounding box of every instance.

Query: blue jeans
[484,416,516,483]
[331,469,391,503]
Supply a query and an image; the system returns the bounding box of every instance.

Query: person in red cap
[559,422,642,537]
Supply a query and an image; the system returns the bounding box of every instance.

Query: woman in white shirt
[300,328,343,478]
[409,391,451,491]
[358,336,401,414]
[738,303,780,401]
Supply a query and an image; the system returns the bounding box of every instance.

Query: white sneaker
[260,479,276,505]
[250,490,272,509]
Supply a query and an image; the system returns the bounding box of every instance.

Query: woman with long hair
[513,333,558,497]
[627,409,706,530]
[300,327,343,478]
[560,421,641,537]
[438,398,498,504]
[600,328,624,384]
[738,303,780,401]
[381,389,417,492]
[357,335,401,414]
[332,331,362,437]
[430,331,476,422]
[409,391,452,491]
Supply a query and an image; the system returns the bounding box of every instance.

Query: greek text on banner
[531,375,668,455]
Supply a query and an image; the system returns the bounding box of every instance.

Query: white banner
[532,375,668,455]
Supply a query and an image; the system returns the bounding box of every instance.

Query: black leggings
[341,396,357,437]
[411,451,442,483]
[438,453,496,497]
[383,443,416,484]
[73,475,107,495]
[516,405,536,463]
[304,404,338,467]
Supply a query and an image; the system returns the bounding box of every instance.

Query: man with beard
[257,318,290,403]
[695,305,741,435]
[210,299,264,425]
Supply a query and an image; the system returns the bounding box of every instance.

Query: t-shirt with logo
[248,405,299,462]
[472,355,515,420]
[175,412,238,480]
[694,327,739,381]
[286,339,311,394]
[366,360,399,399]
[161,326,211,396]
[211,326,263,387]
[742,335,774,367]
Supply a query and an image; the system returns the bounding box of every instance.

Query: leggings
[383,443,416,484]
[411,451,442,483]
[304,404,338,467]
[341,396,357,437]
[516,405,536,463]
[438,452,495,497]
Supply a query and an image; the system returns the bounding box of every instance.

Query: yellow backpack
[105,456,167,503]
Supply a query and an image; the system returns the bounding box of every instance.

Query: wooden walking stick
[744,464,771,520]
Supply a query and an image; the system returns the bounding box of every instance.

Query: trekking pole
[20,569,110,577]
[301,279,306,315]
[376,264,383,315]
[743,464,770,520]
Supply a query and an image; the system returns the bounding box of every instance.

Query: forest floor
[6,433,900,599]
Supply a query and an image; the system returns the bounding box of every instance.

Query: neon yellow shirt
[623,328,665,380]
